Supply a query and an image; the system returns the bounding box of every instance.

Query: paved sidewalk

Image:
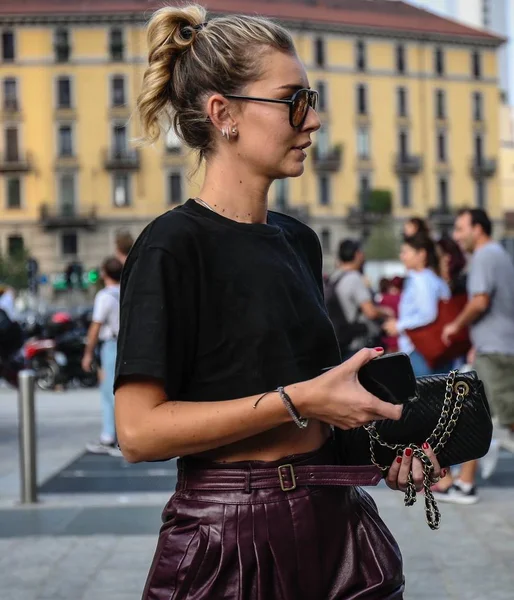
[1,387,514,600]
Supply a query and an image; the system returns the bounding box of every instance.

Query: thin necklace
[193,196,216,213]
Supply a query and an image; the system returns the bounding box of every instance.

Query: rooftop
[0,0,504,45]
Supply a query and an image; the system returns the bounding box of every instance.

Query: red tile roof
[0,0,504,44]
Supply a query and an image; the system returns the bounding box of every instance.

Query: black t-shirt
[114,199,341,401]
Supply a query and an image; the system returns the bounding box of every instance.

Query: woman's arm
[115,348,402,462]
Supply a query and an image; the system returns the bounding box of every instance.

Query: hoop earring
[231,126,238,136]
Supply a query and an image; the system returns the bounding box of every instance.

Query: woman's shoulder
[269,209,320,248]
[130,204,202,259]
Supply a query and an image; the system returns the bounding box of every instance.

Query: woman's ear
[206,93,234,133]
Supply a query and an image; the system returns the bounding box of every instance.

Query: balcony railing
[311,145,342,173]
[394,153,423,174]
[346,206,387,229]
[39,204,98,230]
[3,98,19,112]
[470,157,497,178]
[0,151,32,172]
[103,148,140,170]
[428,207,455,226]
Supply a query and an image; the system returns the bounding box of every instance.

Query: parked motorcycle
[23,310,98,391]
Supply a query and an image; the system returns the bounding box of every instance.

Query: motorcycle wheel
[35,359,59,391]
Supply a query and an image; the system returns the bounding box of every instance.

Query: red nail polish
[405,448,412,457]
[422,442,429,450]
[374,347,384,352]
[396,456,402,464]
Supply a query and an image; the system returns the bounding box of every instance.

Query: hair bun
[180,21,208,40]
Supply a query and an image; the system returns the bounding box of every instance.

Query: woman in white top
[384,233,451,376]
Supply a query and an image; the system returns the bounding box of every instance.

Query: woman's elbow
[117,427,147,463]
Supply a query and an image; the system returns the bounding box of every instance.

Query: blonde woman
[114,5,441,598]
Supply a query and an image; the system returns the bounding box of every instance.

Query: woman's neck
[198,156,271,224]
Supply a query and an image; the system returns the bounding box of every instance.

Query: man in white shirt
[82,257,122,455]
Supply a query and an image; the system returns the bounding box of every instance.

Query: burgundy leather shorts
[142,439,404,600]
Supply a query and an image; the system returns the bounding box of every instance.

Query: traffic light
[88,268,100,284]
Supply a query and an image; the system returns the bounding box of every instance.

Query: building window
[475,133,484,163]
[437,130,447,162]
[109,27,124,61]
[57,77,72,108]
[472,50,482,79]
[435,89,446,119]
[318,175,330,206]
[5,126,19,161]
[61,232,77,256]
[7,235,24,257]
[113,172,131,207]
[399,176,411,208]
[396,44,406,74]
[168,172,182,205]
[357,84,367,115]
[54,28,71,63]
[476,179,486,209]
[397,87,407,117]
[320,228,331,253]
[314,37,325,67]
[111,75,126,107]
[399,130,408,159]
[473,92,483,121]
[2,31,15,62]
[359,174,370,207]
[165,126,181,153]
[6,176,21,209]
[438,177,449,209]
[317,81,327,112]
[59,173,76,214]
[3,77,17,110]
[356,40,366,72]
[275,178,289,210]
[357,126,370,159]
[434,47,445,76]
[58,125,73,157]
[113,124,128,154]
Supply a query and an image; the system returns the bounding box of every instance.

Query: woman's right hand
[297,348,403,430]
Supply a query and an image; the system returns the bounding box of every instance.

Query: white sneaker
[432,482,479,505]
[480,438,500,480]
[86,440,122,457]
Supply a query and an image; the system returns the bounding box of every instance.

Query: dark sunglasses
[224,88,318,129]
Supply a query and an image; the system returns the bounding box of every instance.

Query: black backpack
[324,271,368,351]
[0,308,23,359]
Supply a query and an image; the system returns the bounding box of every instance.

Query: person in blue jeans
[384,234,451,376]
[82,257,123,456]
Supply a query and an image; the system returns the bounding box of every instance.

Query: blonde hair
[137,4,295,160]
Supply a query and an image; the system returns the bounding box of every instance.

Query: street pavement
[1,386,514,600]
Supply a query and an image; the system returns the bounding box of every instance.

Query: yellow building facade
[0,1,504,276]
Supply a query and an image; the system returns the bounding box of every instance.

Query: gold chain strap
[364,370,468,530]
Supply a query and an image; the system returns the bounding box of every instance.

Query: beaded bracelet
[253,387,309,429]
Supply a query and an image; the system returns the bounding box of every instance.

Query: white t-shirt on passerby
[0,289,16,320]
[92,285,120,341]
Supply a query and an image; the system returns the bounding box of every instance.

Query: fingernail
[422,442,429,450]
[374,347,384,352]
[405,448,412,457]
[396,456,402,464]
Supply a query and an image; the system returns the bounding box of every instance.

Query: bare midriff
[190,419,331,463]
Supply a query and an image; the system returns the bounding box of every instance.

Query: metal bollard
[18,370,38,504]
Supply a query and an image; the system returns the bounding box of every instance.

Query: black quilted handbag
[334,370,493,529]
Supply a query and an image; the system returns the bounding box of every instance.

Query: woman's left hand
[385,444,443,493]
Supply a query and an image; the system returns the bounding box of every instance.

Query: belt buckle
[278,463,296,492]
